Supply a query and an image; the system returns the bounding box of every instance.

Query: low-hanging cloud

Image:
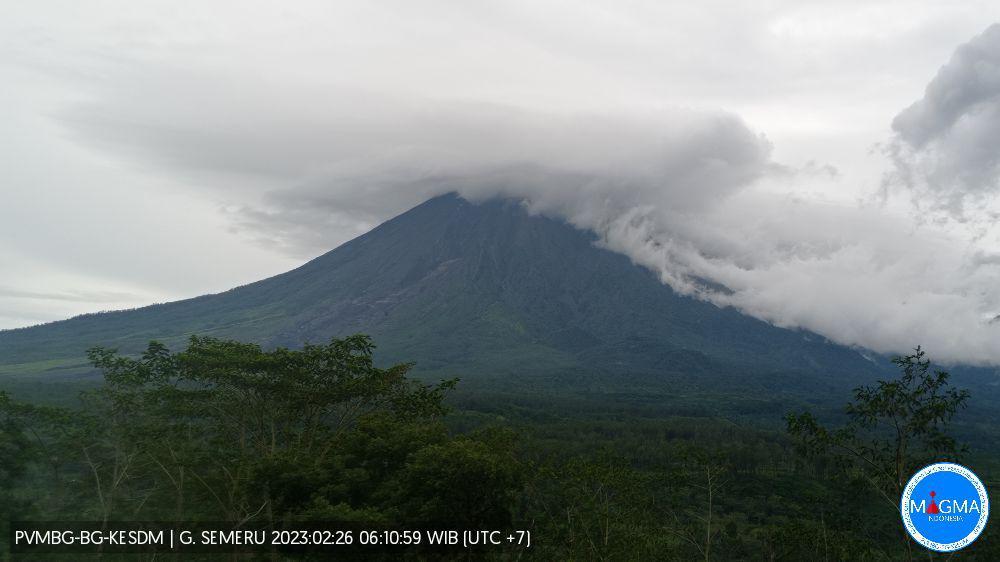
[52,40,1000,366]
[888,23,1000,216]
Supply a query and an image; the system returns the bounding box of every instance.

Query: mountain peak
[0,193,874,382]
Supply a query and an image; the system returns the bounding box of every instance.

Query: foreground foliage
[2,339,997,560]
[0,336,518,539]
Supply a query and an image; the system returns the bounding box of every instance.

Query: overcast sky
[3,1,1000,364]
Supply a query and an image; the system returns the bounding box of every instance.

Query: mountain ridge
[0,193,885,383]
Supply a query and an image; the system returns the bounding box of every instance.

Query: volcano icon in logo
[901,462,989,552]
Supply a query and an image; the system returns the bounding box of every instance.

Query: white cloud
[46,56,1000,363]
[889,24,1000,215]
[4,1,1000,364]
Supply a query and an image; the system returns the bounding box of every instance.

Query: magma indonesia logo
[901,463,989,552]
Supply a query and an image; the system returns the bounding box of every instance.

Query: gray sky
[3,1,1000,364]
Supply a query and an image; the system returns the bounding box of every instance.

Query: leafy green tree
[79,335,469,525]
[0,390,78,518]
[1,334,527,536]
[389,428,522,528]
[786,346,969,558]
[524,455,673,560]
[664,449,728,562]
[0,391,33,543]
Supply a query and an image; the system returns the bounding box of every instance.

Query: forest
[1,335,997,560]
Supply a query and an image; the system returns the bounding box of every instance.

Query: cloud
[591,192,1000,365]
[0,286,141,303]
[58,60,773,255]
[888,23,1000,215]
[28,16,1000,365]
[0,282,160,332]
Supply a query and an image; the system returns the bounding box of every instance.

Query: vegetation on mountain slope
[2,336,998,560]
[0,194,881,386]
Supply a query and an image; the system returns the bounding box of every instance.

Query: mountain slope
[0,194,878,382]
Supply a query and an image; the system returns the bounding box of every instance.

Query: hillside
[1,194,882,385]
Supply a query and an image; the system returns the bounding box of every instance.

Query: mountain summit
[0,194,875,381]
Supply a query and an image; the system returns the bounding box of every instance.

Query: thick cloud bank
[43,22,1000,366]
[60,66,1000,365]
[889,23,1000,216]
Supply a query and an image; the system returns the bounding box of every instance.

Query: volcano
[0,193,879,385]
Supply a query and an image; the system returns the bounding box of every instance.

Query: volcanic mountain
[1,193,880,386]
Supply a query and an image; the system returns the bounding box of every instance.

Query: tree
[390,428,522,528]
[663,448,728,562]
[786,346,969,558]
[524,454,670,560]
[0,333,532,538]
[78,334,468,526]
[0,392,34,535]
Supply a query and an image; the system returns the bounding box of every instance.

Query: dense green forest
[1,336,997,560]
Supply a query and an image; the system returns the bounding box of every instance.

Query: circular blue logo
[901,463,989,552]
